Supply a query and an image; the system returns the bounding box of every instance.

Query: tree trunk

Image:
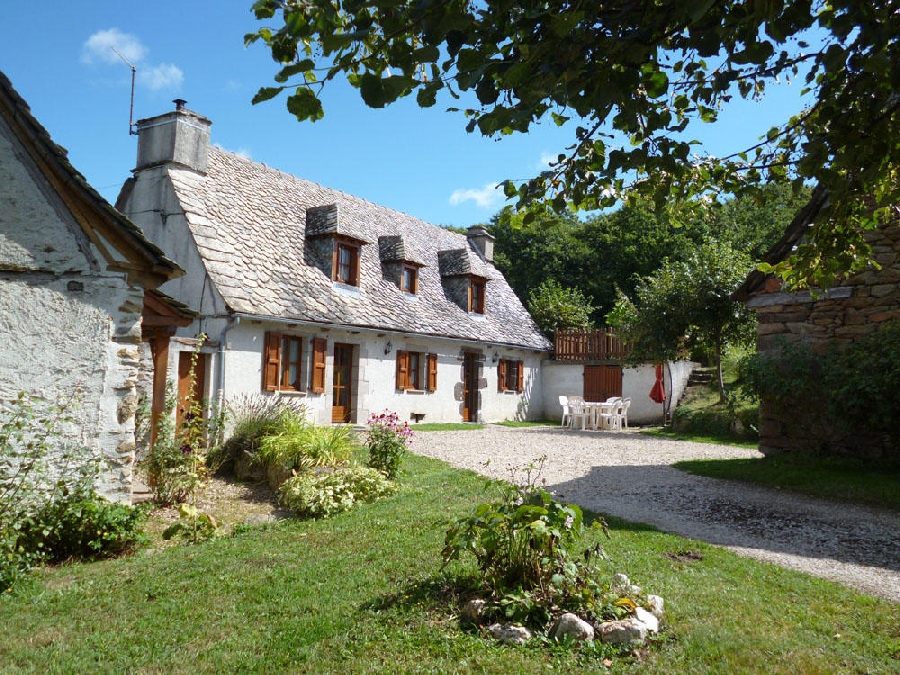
[715,329,726,404]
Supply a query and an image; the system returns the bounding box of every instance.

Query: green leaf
[286,88,324,121]
[251,86,284,105]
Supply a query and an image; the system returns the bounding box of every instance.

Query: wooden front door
[177,350,209,429]
[462,352,479,422]
[584,364,622,402]
[331,343,353,423]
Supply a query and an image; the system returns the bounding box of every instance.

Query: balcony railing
[554,328,631,361]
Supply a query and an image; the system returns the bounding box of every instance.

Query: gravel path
[412,425,900,603]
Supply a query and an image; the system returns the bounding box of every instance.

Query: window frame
[497,358,524,393]
[400,264,419,294]
[396,350,437,391]
[333,237,361,286]
[468,276,486,314]
[262,332,304,393]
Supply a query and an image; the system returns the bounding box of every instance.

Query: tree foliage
[247,0,900,289]
[608,240,755,400]
[526,279,594,338]
[491,186,806,320]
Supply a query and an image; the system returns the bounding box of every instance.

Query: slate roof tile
[167,146,550,350]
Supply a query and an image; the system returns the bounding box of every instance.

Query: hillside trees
[247,0,900,289]
[608,240,755,401]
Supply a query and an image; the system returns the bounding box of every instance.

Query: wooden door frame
[462,351,479,423]
[331,342,354,423]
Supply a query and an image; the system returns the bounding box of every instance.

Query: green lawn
[674,455,900,512]
[2,454,898,673]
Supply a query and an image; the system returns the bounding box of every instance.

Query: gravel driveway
[412,425,900,603]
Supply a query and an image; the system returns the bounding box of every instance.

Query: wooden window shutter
[312,338,327,393]
[426,353,438,392]
[396,350,409,390]
[497,359,507,391]
[263,332,282,391]
[516,360,524,393]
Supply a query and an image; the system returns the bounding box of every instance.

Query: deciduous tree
[247,0,900,289]
[608,240,755,401]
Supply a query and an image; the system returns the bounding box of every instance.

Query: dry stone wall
[750,220,900,457]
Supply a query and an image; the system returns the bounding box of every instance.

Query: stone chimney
[134,100,212,174]
[466,225,495,262]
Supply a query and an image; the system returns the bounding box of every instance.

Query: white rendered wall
[541,361,693,426]
[196,320,546,427]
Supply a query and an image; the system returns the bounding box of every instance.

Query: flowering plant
[365,409,413,479]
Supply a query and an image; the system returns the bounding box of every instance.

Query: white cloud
[216,145,252,160]
[82,28,147,65]
[139,63,184,91]
[538,152,558,169]
[449,183,505,209]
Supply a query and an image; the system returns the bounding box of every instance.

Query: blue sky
[0,2,812,229]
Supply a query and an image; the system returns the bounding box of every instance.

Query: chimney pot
[173,98,187,111]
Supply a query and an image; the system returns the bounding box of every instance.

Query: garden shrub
[1,393,146,590]
[255,415,358,475]
[442,480,612,628]
[16,488,148,563]
[742,320,900,456]
[209,394,308,474]
[278,467,397,519]
[365,410,413,479]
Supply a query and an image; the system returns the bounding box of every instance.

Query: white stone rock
[611,573,631,592]
[486,622,533,645]
[550,613,595,642]
[646,594,665,618]
[596,618,648,645]
[634,606,659,634]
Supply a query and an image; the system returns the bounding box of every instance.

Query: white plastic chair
[620,397,632,429]
[599,398,624,431]
[558,395,571,427]
[566,395,589,430]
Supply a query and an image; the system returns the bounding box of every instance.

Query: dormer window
[469,277,486,314]
[334,237,361,286]
[401,264,419,294]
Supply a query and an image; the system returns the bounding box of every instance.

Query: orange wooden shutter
[426,353,438,391]
[497,359,507,391]
[396,350,409,390]
[312,338,327,393]
[263,332,281,391]
[516,360,524,393]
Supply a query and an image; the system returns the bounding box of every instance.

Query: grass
[674,455,900,512]
[642,426,760,449]
[2,454,898,673]
[496,419,560,428]
[409,422,484,431]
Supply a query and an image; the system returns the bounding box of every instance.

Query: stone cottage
[734,186,900,458]
[0,72,184,500]
[116,102,553,426]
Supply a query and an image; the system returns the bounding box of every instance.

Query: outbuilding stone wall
[747,220,900,457]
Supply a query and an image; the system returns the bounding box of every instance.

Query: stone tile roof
[0,70,182,287]
[167,146,551,350]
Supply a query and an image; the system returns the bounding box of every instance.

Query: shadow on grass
[360,573,484,616]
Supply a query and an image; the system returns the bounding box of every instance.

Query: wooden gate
[584,365,622,402]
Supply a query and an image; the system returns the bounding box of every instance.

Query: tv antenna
[110,46,137,135]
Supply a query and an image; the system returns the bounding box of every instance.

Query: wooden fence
[554,328,630,361]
